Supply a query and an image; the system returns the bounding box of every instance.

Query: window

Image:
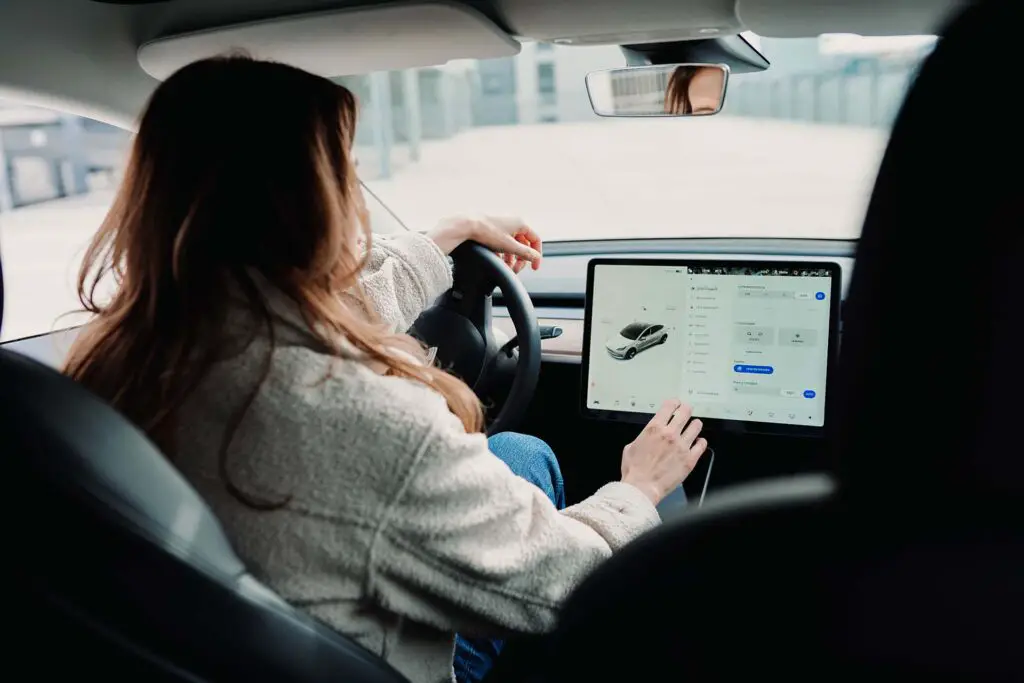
[0,103,127,342]
[536,63,556,94]
[0,100,409,344]
[482,75,506,95]
[611,76,623,98]
[361,38,927,243]
[80,118,120,133]
[620,323,647,340]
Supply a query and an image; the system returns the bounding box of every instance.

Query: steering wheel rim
[473,243,541,434]
[410,242,540,435]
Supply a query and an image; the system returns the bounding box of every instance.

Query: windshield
[0,34,935,343]
[353,36,934,241]
[620,323,649,340]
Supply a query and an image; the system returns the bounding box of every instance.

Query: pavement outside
[0,117,888,342]
[366,116,888,239]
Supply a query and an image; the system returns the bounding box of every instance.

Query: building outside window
[537,62,556,109]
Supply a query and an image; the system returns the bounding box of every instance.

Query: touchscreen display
[584,261,838,429]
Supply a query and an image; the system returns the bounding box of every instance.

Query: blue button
[803,389,816,398]
[734,364,774,375]
[815,292,826,300]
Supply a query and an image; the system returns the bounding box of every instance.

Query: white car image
[605,322,668,360]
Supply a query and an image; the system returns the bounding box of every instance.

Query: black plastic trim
[621,33,770,73]
[540,238,857,258]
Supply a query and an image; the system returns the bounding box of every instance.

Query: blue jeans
[452,432,566,683]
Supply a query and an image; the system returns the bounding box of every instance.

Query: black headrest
[835,0,1024,501]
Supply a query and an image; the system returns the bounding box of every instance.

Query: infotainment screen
[581,259,841,435]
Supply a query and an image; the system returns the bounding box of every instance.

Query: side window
[0,101,413,344]
[0,102,125,342]
[649,325,664,334]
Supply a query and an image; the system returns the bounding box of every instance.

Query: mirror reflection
[586,63,729,117]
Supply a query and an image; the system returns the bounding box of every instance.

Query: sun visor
[736,0,960,37]
[138,2,520,81]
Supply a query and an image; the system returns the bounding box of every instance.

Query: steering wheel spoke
[446,266,499,366]
[410,242,540,434]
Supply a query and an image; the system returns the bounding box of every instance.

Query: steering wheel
[410,242,541,435]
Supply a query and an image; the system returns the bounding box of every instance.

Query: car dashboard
[491,237,855,504]
[493,238,854,364]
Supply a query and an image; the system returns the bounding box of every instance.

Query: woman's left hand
[429,215,542,274]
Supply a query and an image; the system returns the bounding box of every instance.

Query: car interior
[2,0,1021,681]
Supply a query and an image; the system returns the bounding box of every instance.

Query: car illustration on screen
[605,322,668,360]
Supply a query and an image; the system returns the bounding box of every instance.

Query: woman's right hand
[620,399,708,505]
[427,214,542,273]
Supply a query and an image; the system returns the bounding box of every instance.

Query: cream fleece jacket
[171,232,661,683]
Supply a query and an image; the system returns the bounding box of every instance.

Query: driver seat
[534,1,1024,681]
[1,276,408,676]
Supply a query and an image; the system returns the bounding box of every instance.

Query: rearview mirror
[585,63,729,117]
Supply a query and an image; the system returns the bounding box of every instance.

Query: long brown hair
[664,65,698,115]
[65,55,483,483]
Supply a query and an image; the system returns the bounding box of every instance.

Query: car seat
[0,243,407,679]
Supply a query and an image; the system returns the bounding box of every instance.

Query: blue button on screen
[734,364,774,375]
[803,389,816,398]
[815,292,826,300]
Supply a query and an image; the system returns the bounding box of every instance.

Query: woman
[64,55,707,683]
[664,64,726,115]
